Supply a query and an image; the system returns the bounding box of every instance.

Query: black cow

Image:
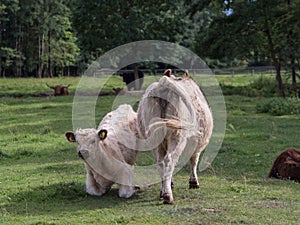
[121,70,144,90]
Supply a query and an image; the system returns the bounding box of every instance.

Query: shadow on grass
[2,181,145,217]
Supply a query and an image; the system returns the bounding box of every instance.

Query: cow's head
[47,84,70,96]
[65,129,107,160]
[65,127,135,186]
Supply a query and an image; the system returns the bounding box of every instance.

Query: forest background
[1,0,300,97]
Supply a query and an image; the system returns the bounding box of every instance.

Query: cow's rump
[269,148,300,182]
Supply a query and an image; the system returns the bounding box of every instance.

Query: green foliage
[220,75,279,97]
[205,58,242,69]
[256,97,300,116]
[194,0,300,64]
[0,0,79,77]
[71,0,192,63]
[247,76,279,97]
[193,0,300,97]
[0,47,24,69]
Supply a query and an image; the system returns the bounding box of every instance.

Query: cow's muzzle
[78,150,89,160]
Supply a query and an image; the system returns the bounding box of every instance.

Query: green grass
[216,74,274,87]
[1,75,300,224]
[0,75,126,97]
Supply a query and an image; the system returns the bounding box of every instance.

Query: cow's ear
[65,132,76,142]
[98,129,107,141]
[163,69,172,77]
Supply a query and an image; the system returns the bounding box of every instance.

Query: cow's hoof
[189,181,200,189]
[162,193,175,204]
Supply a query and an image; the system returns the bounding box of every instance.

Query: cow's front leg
[189,152,201,189]
[116,163,139,198]
[85,170,112,196]
[118,185,139,198]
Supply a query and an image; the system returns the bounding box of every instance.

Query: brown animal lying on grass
[268,148,300,182]
[47,84,70,96]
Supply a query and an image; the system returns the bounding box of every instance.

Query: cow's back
[98,104,138,165]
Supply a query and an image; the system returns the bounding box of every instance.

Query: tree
[42,0,79,77]
[71,0,193,88]
[192,0,300,97]
[0,0,79,77]
[0,0,23,77]
[71,0,191,64]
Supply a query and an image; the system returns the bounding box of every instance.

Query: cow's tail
[162,118,184,129]
[148,118,193,131]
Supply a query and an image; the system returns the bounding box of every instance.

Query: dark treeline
[0,0,79,78]
[1,0,300,96]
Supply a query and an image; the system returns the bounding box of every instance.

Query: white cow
[137,69,213,204]
[65,104,139,198]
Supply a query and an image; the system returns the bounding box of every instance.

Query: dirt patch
[250,199,291,209]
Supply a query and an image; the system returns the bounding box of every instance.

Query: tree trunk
[48,31,52,77]
[291,59,299,98]
[0,20,2,78]
[133,63,140,90]
[274,63,285,97]
[261,3,285,97]
[0,57,2,78]
[291,58,296,89]
[38,35,43,78]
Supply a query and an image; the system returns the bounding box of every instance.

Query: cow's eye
[98,129,107,140]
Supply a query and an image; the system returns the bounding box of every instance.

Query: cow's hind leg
[160,177,174,198]
[189,152,201,189]
[152,141,167,199]
[155,147,174,204]
[161,153,175,204]
[160,137,187,204]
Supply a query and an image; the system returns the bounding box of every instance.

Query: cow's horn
[183,70,190,78]
[46,83,54,89]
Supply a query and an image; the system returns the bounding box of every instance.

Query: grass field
[1,74,300,224]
